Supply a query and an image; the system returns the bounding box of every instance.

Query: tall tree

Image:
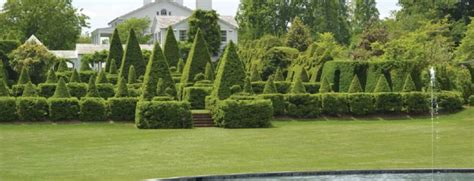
[352,0,379,34]
[455,18,474,62]
[310,0,351,44]
[285,17,312,52]
[9,42,56,84]
[163,26,181,68]
[106,29,124,73]
[118,29,145,79]
[188,10,221,55]
[116,17,151,44]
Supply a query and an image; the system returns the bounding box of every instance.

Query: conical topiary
[69,69,81,83]
[263,75,278,94]
[141,42,176,100]
[22,82,37,97]
[204,62,214,81]
[86,76,100,97]
[274,67,285,81]
[180,29,213,85]
[80,60,92,72]
[115,77,128,97]
[119,29,145,79]
[243,77,254,94]
[127,65,136,84]
[52,78,71,98]
[291,77,307,94]
[163,26,181,68]
[106,29,124,72]
[299,68,309,82]
[0,79,9,96]
[17,66,31,85]
[109,59,118,74]
[156,78,166,96]
[402,74,416,92]
[348,75,363,93]
[46,70,58,83]
[319,77,332,93]
[57,60,69,72]
[177,58,184,73]
[250,66,262,82]
[374,75,391,93]
[96,70,109,84]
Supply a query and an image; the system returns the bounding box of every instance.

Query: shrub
[118,29,145,79]
[211,42,246,100]
[374,75,391,92]
[403,92,429,114]
[96,70,109,84]
[45,70,58,83]
[286,94,322,118]
[80,98,107,122]
[79,71,95,83]
[290,78,306,94]
[348,76,363,93]
[80,60,92,71]
[321,93,348,115]
[183,86,212,109]
[348,93,374,115]
[0,97,17,122]
[38,83,57,98]
[16,97,48,121]
[0,80,9,96]
[243,77,254,94]
[108,59,119,74]
[135,101,193,129]
[437,91,463,113]
[274,67,285,81]
[263,76,278,94]
[127,65,137,84]
[250,66,262,82]
[86,76,100,97]
[97,84,115,99]
[108,97,138,121]
[470,95,474,106]
[48,98,80,121]
[180,30,213,85]
[22,82,38,97]
[259,94,286,116]
[319,77,332,93]
[11,85,25,97]
[213,99,273,128]
[115,77,129,97]
[17,66,31,85]
[261,46,299,80]
[152,96,175,101]
[67,83,87,98]
[142,43,175,100]
[375,93,403,113]
[52,78,71,98]
[303,82,321,94]
[106,29,124,73]
[163,27,181,68]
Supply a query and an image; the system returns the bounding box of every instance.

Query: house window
[161,9,167,16]
[179,30,187,41]
[221,30,227,42]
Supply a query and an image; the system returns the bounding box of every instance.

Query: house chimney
[144,0,152,6]
[196,0,212,10]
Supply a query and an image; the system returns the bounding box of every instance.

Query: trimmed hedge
[79,71,96,83]
[119,29,146,79]
[38,83,57,98]
[67,83,87,98]
[470,95,474,106]
[180,30,213,85]
[135,101,193,129]
[213,99,273,128]
[17,97,48,121]
[321,93,349,115]
[152,96,175,101]
[211,42,246,100]
[348,93,374,115]
[374,93,403,113]
[48,98,80,121]
[80,98,107,122]
[437,91,463,113]
[286,94,321,118]
[0,97,17,122]
[97,84,115,99]
[11,85,25,97]
[258,94,286,116]
[303,82,321,94]
[402,92,429,114]
[251,81,292,94]
[108,98,138,121]
[183,86,212,109]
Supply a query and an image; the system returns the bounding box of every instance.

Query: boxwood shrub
[286,94,322,118]
[152,96,175,101]
[348,93,374,116]
[80,98,107,122]
[48,98,80,121]
[437,91,463,113]
[375,93,403,113]
[303,82,321,94]
[321,93,349,115]
[11,85,25,97]
[252,81,291,94]
[38,83,57,98]
[16,97,48,121]
[183,86,212,109]
[258,94,286,116]
[135,101,193,129]
[97,83,115,99]
[67,83,87,98]
[0,97,17,122]
[213,99,273,128]
[470,95,474,106]
[403,92,429,114]
[108,98,138,122]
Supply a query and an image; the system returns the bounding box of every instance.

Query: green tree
[352,0,379,34]
[204,62,214,81]
[9,42,56,84]
[180,30,213,85]
[119,29,145,79]
[177,58,185,73]
[116,18,151,43]
[45,70,58,83]
[0,0,89,49]
[285,17,312,52]
[250,66,262,82]
[53,78,71,98]
[188,10,221,55]
[96,70,108,84]
[310,0,351,44]
[57,60,69,72]
[243,77,254,94]
[115,77,128,97]
[455,18,474,62]
[80,60,92,72]
[141,43,174,100]
[163,26,181,68]
[106,29,124,72]
[109,59,118,74]
[86,76,99,97]
[274,67,285,81]
[348,75,363,93]
[211,42,246,100]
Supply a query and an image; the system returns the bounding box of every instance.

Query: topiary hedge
[437,91,463,113]
[183,86,212,109]
[286,94,322,118]
[258,94,286,116]
[180,30,213,85]
[48,98,80,121]
[213,99,273,128]
[470,95,474,106]
[402,92,429,114]
[38,83,57,98]
[135,101,193,129]
[80,98,107,122]
[108,97,138,122]
[252,81,292,94]
[16,97,48,121]
[67,83,87,98]
[374,93,403,113]
[0,97,17,122]
[211,42,246,100]
[321,93,349,115]
[348,93,374,115]
[97,84,115,99]
[11,85,25,97]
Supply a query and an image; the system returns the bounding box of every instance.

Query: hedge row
[212,99,273,128]
[135,101,193,129]
[251,81,320,94]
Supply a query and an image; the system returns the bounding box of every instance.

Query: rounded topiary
[57,60,69,72]
[127,65,136,84]
[22,82,37,97]
[291,77,307,94]
[46,70,58,83]
[402,74,416,92]
[0,80,9,96]
[17,66,31,85]
[86,76,100,97]
[52,78,71,98]
[96,70,109,84]
[243,77,254,94]
[274,67,285,81]
[348,75,363,93]
[204,62,214,81]
[319,77,332,93]
[374,75,391,93]
[115,77,129,97]
[69,69,81,83]
[263,75,278,94]
[109,59,118,74]
[250,66,262,82]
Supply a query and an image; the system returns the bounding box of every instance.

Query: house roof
[153,15,239,30]
[75,44,154,55]
[51,50,77,59]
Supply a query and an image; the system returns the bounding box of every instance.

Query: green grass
[1,109,473,181]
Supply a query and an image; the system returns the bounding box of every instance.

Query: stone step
[193,117,213,121]
[192,111,213,127]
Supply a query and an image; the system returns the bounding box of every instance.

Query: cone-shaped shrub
[109,59,118,74]
[180,29,213,85]
[17,66,31,85]
[274,67,285,81]
[156,78,166,96]
[127,65,136,84]
[163,26,181,68]
[22,82,37,97]
[115,77,129,97]
[106,29,124,72]
[57,60,68,72]
[291,77,307,94]
[177,58,184,73]
[204,62,214,81]
[348,76,363,93]
[402,74,416,92]
[319,77,332,93]
[141,43,176,100]
[263,76,278,94]
[250,66,262,82]
[211,41,246,100]
[0,80,9,96]
[52,78,71,98]
[119,29,145,79]
[80,60,92,71]
[299,68,309,82]
[86,76,100,97]
[96,70,109,84]
[46,70,58,83]
[374,75,391,92]
[243,77,254,94]
[69,69,81,83]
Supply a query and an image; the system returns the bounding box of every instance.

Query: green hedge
[286,94,321,118]
[321,93,349,115]
[97,84,115,99]
[403,92,429,114]
[0,97,17,122]
[80,98,107,122]
[38,83,57,98]
[11,85,25,97]
[183,86,212,109]
[16,97,48,121]
[438,91,463,113]
[79,71,96,83]
[374,93,403,113]
[470,95,474,106]
[67,83,87,98]
[258,94,286,116]
[252,81,292,94]
[152,96,175,101]
[348,93,374,115]
[48,98,80,121]
[108,98,138,122]
[303,82,321,94]
[136,101,193,129]
[321,61,367,92]
[213,99,273,128]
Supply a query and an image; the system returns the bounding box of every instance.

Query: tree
[53,78,71,98]
[141,43,174,100]
[310,0,351,44]
[116,18,151,44]
[106,29,124,72]
[348,75,363,93]
[69,69,81,83]
[243,77,254,94]
[109,59,118,74]
[163,27,181,68]
[456,18,474,62]
[17,66,30,85]
[86,76,99,97]
[119,29,145,79]
[274,67,285,81]
[263,75,277,94]
[180,30,213,85]
[115,77,128,97]
[45,70,58,83]
[285,17,312,52]
[80,60,92,72]
[188,10,221,55]
[57,60,69,72]
[352,0,379,34]
[9,42,56,84]
[22,82,37,97]
[177,58,185,73]
[0,0,89,49]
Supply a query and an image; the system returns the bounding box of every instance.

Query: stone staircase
[192,112,214,128]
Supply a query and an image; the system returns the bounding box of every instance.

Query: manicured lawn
[1,109,473,180]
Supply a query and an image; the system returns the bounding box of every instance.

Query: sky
[0,0,401,33]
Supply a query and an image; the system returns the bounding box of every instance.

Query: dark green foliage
[67,83,87,98]
[250,66,262,81]
[243,77,254,94]
[22,82,37,97]
[365,60,423,92]
[11,85,25,97]
[16,97,48,121]
[153,96,175,102]
[211,42,246,100]
[299,68,309,82]
[285,17,312,52]
[69,69,81,83]
[374,75,391,92]
[258,94,285,116]
[290,77,307,94]
[109,59,118,74]
[80,98,107,122]
[0,80,9,96]
[48,98,80,121]
[261,47,299,80]
[45,70,58,83]
[86,76,100,97]
[403,92,429,114]
[52,78,71,98]
[303,83,321,94]
[213,99,273,128]
[163,27,181,67]
[180,30,213,85]
[38,83,56,98]
[156,78,166,96]
[402,74,416,92]
[96,70,109,84]
[119,29,145,79]
[0,60,8,86]
[470,95,474,106]
[319,77,333,93]
[177,58,184,73]
[437,91,463,113]
[106,29,124,72]
[188,10,221,55]
[17,66,30,85]
[127,65,137,84]
[80,60,92,71]
[57,60,69,72]
[0,97,17,121]
[263,76,278,94]
[204,62,214,81]
[115,77,129,97]
[183,87,212,109]
[155,43,176,96]
[286,94,321,118]
[274,67,285,81]
[141,43,175,100]
[348,93,374,115]
[108,97,138,121]
[230,85,242,95]
[193,73,205,82]
[97,84,115,99]
[348,76,363,93]
[79,71,95,83]
[320,61,368,92]
[322,93,349,115]
[375,93,403,113]
[135,101,193,129]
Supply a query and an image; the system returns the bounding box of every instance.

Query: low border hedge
[322,93,349,116]
[286,94,321,118]
[0,97,17,122]
[108,98,139,121]
[348,93,374,116]
[258,94,286,116]
[213,99,273,128]
[80,98,107,122]
[403,92,429,114]
[374,93,403,113]
[183,86,212,109]
[38,83,57,98]
[16,97,48,121]
[135,101,193,129]
[48,98,80,121]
